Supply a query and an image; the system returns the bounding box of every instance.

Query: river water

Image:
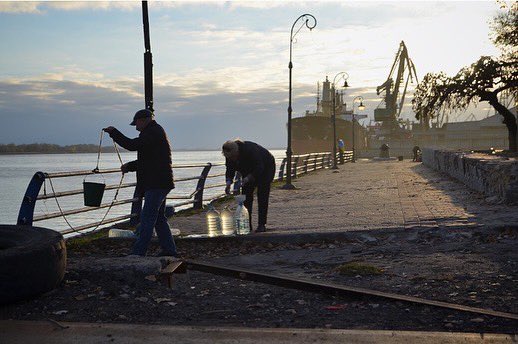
[0,150,285,233]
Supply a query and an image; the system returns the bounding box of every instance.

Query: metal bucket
[83,181,105,207]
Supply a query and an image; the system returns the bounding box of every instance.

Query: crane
[374,41,418,136]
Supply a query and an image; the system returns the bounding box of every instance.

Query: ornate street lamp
[283,14,317,190]
[351,96,365,163]
[331,72,349,169]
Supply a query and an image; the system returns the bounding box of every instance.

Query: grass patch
[66,229,109,250]
[335,262,383,276]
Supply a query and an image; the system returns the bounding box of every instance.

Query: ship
[292,76,367,154]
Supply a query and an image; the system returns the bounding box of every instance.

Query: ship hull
[292,116,366,155]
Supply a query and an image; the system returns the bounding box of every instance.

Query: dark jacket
[225,141,275,185]
[109,121,174,193]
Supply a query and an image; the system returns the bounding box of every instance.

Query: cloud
[0,70,494,148]
[0,2,41,14]
[0,1,220,14]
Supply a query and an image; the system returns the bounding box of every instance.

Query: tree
[491,1,517,60]
[412,3,518,152]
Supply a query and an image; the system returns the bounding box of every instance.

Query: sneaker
[255,224,267,233]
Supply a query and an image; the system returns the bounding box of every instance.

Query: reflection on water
[0,150,285,233]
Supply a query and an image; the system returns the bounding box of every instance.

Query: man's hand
[103,126,115,134]
[121,163,130,174]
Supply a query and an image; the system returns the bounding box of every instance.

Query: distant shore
[0,144,124,155]
[0,144,283,154]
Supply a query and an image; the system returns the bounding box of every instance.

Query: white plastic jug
[108,228,136,238]
[206,205,221,237]
[234,195,250,235]
[220,206,235,235]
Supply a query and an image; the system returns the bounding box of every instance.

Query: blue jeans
[132,188,177,256]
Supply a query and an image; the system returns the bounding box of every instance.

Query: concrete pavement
[1,320,515,344]
[171,159,518,236]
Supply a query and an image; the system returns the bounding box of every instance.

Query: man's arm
[225,158,236,194]
[106,128,155,152]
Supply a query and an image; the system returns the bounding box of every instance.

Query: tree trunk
[488,95,517,152]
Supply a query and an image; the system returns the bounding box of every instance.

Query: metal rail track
[181,260,518,321]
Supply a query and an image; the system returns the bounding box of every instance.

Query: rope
[46,130,126,234]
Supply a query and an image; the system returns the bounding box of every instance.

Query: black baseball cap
[130,109,153,125]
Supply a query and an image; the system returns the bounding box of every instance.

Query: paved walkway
[172,159,518,235]
[1,320,514,344]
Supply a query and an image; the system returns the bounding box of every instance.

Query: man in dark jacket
[103,109,178,257]
[222,139,275,232]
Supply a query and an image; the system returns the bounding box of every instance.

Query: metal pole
[282,14,316,190]
[352,112,356,162]
[142,1,154,112]
[351,95,363,163]
[330,72,348,169]
[284,58,295,189]
[332,90,338,169]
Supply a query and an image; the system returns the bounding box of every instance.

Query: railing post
[292,156,300,179]
[17,172,46,226]
[314,154,318,171]
[193,163,212,209]
[278,158,286,181]
[303,155,309,174]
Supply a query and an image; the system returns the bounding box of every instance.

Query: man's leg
[242,184,255,227]
[132,189,166,256]
[257,162,275,228]
[154,191,178,256]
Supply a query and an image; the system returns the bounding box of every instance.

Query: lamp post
[331,72,349,169]
[351,96,365,163]
[283,14,317,190]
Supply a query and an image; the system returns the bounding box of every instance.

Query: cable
[46,130,125,234]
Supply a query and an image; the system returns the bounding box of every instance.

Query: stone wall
[422,148,518,204]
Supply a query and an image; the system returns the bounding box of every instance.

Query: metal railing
[17,163,226,235]
[277,151,353,181]
[17,151,353,236]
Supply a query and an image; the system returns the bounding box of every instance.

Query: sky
[0,0,506,149]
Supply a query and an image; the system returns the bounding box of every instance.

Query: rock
[470,317,484,323]
[136,297,149,302]
[361,234,378,243]
[351,247,363,254]
[52,310,68,315]
[154,298,172,303]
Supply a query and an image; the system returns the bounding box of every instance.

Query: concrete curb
[1,320,515,344]
[95,224,518,246]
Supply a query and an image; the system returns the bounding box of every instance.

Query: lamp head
[343,80,349,88]
[358,101,365,111]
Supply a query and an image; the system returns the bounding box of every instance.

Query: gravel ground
[2,226,516,333]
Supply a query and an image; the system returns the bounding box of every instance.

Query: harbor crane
[375,41,419,136]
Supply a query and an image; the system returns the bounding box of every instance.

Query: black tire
[0,225,66,305]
